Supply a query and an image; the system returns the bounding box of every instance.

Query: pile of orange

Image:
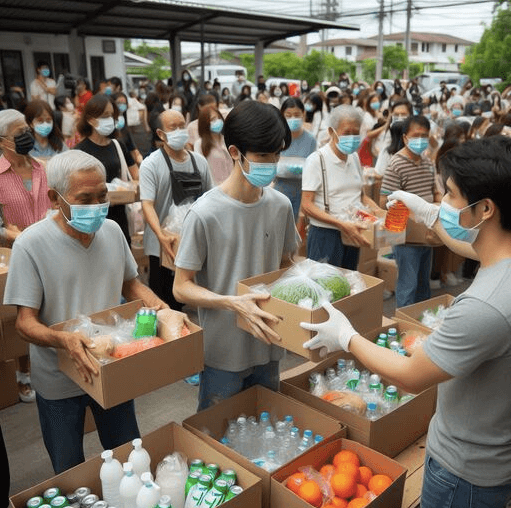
[285,449,393,508]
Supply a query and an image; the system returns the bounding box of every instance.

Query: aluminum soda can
[185,469,202,498]
[188,474,211,507]
[224,485,243,501]
[50,496,69,508]
[26,497,44,508]
[189,459,204,474]
[91,501,108,508]
[80,494,99,508]
[44,488,61,503]
[200,479,228,508]
[205,463,219,480]
[217,469,237,487]
[66,494,79,506]
[40,504,52,508]
[74,488,91,502]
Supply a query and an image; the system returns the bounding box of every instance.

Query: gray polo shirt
[139,149,213,258]
[3,217,138,400]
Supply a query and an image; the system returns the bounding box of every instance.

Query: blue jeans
[273,178,301,220]
[393,244,432,308]
[36,393,140,474]
[307,225,360,270]
[422,455,511,508]
[198,361,280,411]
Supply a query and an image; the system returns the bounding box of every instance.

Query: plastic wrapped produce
[420,304,449,330]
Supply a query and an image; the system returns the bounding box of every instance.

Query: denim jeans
[393,244,433,308]
[273,178,301,220]
[307,225,360,271]
[421,455,511,508]
[36,393,140,474]
[198,361,280,411]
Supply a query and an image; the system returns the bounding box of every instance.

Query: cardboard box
[160,245,177,272]
[9,422,262,508]
[0,313,29,361]
[107,189,137,205]
[395,294,455,330]
[0,359,19,409]
[280,320,437,458]
[342,215,406,249]
[405,218,443,246]
[357,247,378,276]
[271,437,407,508]
[54,300,204,409]
[237,267,384,362]
[183,385,346,508]
[376,256,397,293]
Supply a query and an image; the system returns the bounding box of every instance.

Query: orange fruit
[331,497,349,507]
[347,498,369,508]
[286,472,306,494]
[331,472,357,499]
[358,466,373,488]
[298,479,323,508]
[355,483,368,498]
[333,450,361,468]
[336,461,360,481]
[368,474,393,495]
[320,464,337,480]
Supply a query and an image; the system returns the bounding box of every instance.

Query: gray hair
[46,150,106,195]
[329,105,362,130]
[0,109,26,137]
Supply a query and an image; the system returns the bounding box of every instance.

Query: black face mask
[14,131,35,155]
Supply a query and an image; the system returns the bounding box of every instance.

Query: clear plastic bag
[162,199,194,236]
[106,177,138,192]
[420,304,449,330]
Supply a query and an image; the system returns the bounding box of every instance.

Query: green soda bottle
[199,479,228,507]
[217,469,237,488]
[133,308,158,338]
[185,470,202,498]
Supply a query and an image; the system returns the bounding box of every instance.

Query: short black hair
[224,100,291,156]
[281,97,304,113]
[402,115,430,135]
[109,76,122,89]
[439,136,511,231]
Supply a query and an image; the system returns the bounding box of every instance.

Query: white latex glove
[387,190,439,229]
[301,301,358,355]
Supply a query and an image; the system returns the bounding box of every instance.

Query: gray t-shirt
[3,217,139,400]
[175,186,300,371]
[424,258,511,487]
[139,149,213,258]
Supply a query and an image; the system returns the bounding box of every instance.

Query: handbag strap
[319,152,330,214]
[112,139,131,181]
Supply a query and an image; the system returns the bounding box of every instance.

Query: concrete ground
[1,279,470,498]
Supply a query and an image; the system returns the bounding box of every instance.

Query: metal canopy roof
[0,0,358,46]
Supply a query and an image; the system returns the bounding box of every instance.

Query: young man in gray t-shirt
[302,136,511,507]
[173,101,300,411]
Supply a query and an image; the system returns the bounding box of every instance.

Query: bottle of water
[345,360,360,390]
[258,411,272,436]
[223,421,238,451]
[387,327,399,344]
[284,415,294,432]
[262,450,279,472]
[119,462,143,508]
[336,358,347,384]
[313,435,324,446]
[389,340,400,352]
[100,450,124,508]
[297,429,314,453]
[309,372,327,397]
[236,416,249,457]
[289,427,301,451]
[325,367,337,390]
[355,370,371,398]
[262,426,276,455]
[136,472,161,508]
[382,385,400,414]
[129,438,151,478]
[366,402,380,421]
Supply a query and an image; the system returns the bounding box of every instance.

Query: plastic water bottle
[387,327,399,343]
[129,438,152,478]
[313,435,324,445]
[382,385,400,414]
[309,373,327,397]
[284,415,294,432]
[156,495,173,508]
[136,472,161,508]
[258,411,272,435]
[223,421,238,450]
[297,429,314,453]
[155,453,188,508]
[325,367,337,389]
[100,450,124,508]
[119,462,143,508]
[355,370,371,398]
[289,427,301,451]
[261,450,279,472]
[262,426,276,455]
[366,402,380,421]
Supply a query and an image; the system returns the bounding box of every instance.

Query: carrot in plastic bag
[111,337,165,359]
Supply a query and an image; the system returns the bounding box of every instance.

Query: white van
[189,64,247,88]
[416,72,469,93]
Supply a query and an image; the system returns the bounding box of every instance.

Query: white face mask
[94,117,115,137]
[165,129,189,150]
[171,105,182,113]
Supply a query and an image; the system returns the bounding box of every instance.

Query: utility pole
[404,0,412,79]
[376,0,385,81]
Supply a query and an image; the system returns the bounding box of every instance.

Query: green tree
[361,59,376,82]
[383,45,408,78]
[461,6,511,84]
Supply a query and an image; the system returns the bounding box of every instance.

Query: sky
[155,0,499,53]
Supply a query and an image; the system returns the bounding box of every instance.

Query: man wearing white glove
[303,135,511,508]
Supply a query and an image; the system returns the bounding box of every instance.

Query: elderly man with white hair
[3,149,171,474]
[301,104,382,269]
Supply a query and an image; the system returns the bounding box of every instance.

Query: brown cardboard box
[183,385,346,508]
[0,313,28,361]
[54,300,204,409]
[376,256,397,293]
[342,214,406,249]
[280,319,437,458]
[271,437,407,508]
[9,422,262,508]
[160,245,177,272]
[237,267,384,362]
[0,360,18,409]
[395,294,455,330]
[357,247,378,276]
[405,218,443,246]
[107,189,137,205]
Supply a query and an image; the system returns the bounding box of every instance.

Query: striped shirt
[381,152,436,203]
[0,156,52,230]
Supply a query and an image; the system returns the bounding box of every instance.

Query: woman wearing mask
[186,92,218,150]
[359,92,383,141]
[75,94,138,245]
[0,109,52,403]
[54,95,79,147]
[373,80,389,110]
[279,83,290,101]
[221,87,233,109]
[274,98,317,221]
[25,100,68,159]
[112,92,143,166]
[169,93,190,124]
[268,85,282,108]
[177,69,197,108]
[304,93,327,142]
[74,78,93,115]
[194,105,231,185]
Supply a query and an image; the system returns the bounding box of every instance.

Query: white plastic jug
[129,438,151,477]
[119,462,143,508]
[136,472,161,508]
[100,450,124,508]
[155,453,189,508]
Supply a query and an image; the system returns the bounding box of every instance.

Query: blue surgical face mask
[304,103,313,112]
[287,117,303,132]
[240,153,277,188]
[58,193,110,234]
[210,118,224,134]
[452,109,462,117]
[116,116,125,130]
[104,86,112,95]
[439,200,484,243]
[34,121,53,138]
[335,133,361,155]
[95,117,115,137]
[370,101,381,111]
[165,128,189,150]
[352,88,360,96]
[376,86,384,94]
[117,103,127,113]
[40,68,50,78]
[407,137,429,156]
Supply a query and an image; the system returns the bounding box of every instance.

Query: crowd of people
[1,59,511,508]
